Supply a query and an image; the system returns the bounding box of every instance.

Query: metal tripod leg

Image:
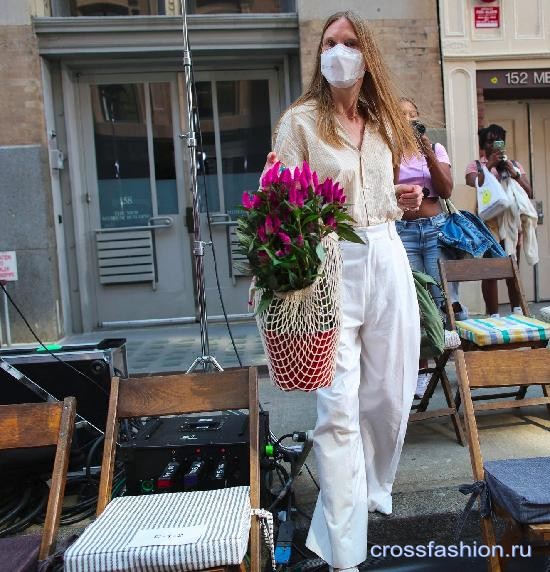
[186,354,224,373]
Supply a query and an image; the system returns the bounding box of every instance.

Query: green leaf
[233,261,252,275]
[288,270,298,289]
[338,226,365,244]
[255,292,273,317]
[302,213,320,225]
[316,242,326,262]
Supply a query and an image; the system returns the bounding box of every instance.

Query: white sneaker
[414,372,430,398]
[329,567,359,572]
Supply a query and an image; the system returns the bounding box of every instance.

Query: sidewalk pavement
[61,303,550,550]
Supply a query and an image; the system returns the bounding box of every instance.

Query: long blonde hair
[292,11,417,166]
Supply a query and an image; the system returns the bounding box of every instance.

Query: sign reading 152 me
[478,69,550,89]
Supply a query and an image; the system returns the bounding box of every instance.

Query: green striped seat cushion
[456,314,550,346]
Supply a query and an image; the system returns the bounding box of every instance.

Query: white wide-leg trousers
[305,221,420,569]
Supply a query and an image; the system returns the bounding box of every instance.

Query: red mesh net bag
[254,234,342,391]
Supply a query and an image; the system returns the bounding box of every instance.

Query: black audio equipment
[120,411,269,496]
[0,339,127,431]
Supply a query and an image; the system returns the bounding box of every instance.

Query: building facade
[440,0,550,310]
[1,0,444,343]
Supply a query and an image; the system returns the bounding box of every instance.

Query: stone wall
[0,25,46,146]
[0,145,61,343]
[297,0,445,129]
[0,5,61,343]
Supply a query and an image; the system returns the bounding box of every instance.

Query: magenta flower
[265,214,281,235]
[242,191,253,209]
[238,159,362,294]
[320,179,333,203]
[298,173,309,193]
[301,161,312,188]
[332,183,345,205]
[325,214,336,229]
[268,190,280,208]
[275,244,291,257]
[280,167,292,187]
[288,182,304,207]
[278,231,291,245]
[261,162,281,188]
[257,251,269,264]
[257,225,267,243]
[242,191,262,210]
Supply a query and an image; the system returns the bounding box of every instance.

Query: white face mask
[320,44,365,88]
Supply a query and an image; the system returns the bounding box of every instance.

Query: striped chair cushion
[456,314,550,347]
[64,486,251,572]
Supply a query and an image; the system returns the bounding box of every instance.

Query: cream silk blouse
[272,102,403,228]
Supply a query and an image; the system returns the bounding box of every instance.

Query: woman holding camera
[395,97,454,397]
[465,124,533,315]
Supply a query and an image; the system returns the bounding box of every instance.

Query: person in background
[396,97,458,397]
[260,11,423,571]
[465,124,533,315]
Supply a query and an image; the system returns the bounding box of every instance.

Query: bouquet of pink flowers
[237,161,362,310]
[237,161,362,392]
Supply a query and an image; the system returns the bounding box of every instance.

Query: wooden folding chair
[439,257,550,412]
[409,343,466,446]
[74,368,260,572]
[440,258,535,346]
[456,348,550,571]
[0,398,76,561]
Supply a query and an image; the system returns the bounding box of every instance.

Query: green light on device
[141,479,155,493]
[36,344,63,352]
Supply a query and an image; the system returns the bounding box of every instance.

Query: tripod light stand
[181,0,222,373]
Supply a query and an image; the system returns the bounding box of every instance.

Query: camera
[493,139,508,171]
[411,120,426,136]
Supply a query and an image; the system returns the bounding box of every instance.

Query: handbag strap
[443,198,459,215]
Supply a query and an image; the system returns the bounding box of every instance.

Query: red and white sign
[0,251,18,282]
[474,6,500,28]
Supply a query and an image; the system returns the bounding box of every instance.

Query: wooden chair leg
[250,516,261,572]
[416,369,439,413]
[440,368,466,446]
[543,384,550,417]
[514,385,529,401]
[416,352,449,413]
[480,516,502,572]
[455,386,462,413]
[499,520,523,572]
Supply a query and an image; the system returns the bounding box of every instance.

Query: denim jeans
[395,212,447,309]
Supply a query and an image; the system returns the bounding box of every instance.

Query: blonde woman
[262,12,422,571]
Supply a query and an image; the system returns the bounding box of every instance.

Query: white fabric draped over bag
[498,178,539,266]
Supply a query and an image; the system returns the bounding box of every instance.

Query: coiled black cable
[0,480,49,537]
[0,486,32,528]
